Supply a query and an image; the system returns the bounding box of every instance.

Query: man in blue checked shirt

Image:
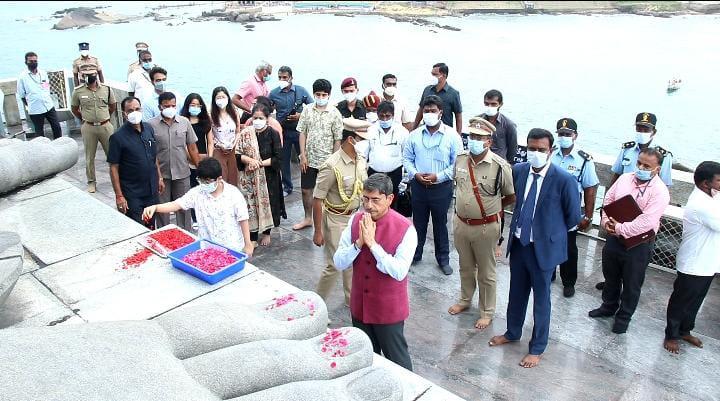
[550,118,600,297]
[402,95,462,275]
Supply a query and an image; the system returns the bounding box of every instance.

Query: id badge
[41,81,50,90]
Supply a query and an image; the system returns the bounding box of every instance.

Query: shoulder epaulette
[577,150,592,161]
[622,141,636,149]
[655,146,672,156]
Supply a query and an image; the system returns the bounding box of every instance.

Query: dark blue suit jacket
[507,162,582,271]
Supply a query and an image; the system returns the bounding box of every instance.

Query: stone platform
[1,133,718,400]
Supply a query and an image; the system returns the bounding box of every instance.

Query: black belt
[83,119,110,126]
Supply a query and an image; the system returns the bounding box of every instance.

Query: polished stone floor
[37,132,720,400]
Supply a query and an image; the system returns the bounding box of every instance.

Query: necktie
[519,173,540,246]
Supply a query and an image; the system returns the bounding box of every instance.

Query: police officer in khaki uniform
[127,42,149,78]
[72,42,104,87]
[313,119,372,305]
[71,65,116,193]
[448,117,515,330]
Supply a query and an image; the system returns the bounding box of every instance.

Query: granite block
[0,273,78,329]
[0,137,78,195]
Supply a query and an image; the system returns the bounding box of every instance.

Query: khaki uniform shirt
[314,149,368,214]
[70,84,116,123]
[72,56,102,83]
[148,115,198,180]
[454,151,514,219]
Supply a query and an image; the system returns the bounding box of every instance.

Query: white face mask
[199,180,218,194]
[215,98,228,109]
[636,131,652,145]
[343,92,357,102]
[252,118,267,130]
[127,111,142,124]
[527,151,548,169]
[80,50,89,57]
[383,86,397,97]
[423,112,440,127]
[278,80,290,90]
[353,138,366,154]
[366,112,378,123]
[161,107,177,119]
[432,76,440,85]
[483,106,499,117]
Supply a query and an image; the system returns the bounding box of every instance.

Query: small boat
[667,78,682,93]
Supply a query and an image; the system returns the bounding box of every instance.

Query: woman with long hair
[235,103,278,247]
[179,93,211,188]
[208,86,240,186]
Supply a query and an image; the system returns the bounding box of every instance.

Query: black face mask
[26,62,38,70]
[85,74,97,84]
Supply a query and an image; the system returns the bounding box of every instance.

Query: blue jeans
[410,179,452,265]
[282,128,300,193]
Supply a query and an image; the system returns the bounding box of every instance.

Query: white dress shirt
[358,123,409,173]
[676,187,720,276]
[515,161,552,242]
[333,213,418,281]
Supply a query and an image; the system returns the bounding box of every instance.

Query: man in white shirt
[127,50,154,98]
[143,157,253,257]
[16,52,62,139]
[380,73,413,131]
[663,161,720,354]
[356,100,409,210]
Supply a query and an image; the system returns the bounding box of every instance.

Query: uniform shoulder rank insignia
[654,146,672,156]
[578,150,592,161]
[622,141,636,149]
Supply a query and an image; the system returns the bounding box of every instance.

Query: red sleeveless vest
[350,209,412,324]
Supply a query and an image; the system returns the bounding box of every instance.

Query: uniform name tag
[81,96,89,99]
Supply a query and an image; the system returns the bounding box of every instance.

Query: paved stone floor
[30,131,720,400]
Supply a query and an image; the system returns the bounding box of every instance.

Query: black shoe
[595,281,605,290]
[563,286,575,298]
[439,264,452,275]
[588,308,615,318]
[551,271,557,282]
[611,321,628,334]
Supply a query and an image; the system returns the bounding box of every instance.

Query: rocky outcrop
[52,7,133,30]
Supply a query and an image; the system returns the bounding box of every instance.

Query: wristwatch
[353,241,361,251]
[582,216,592,222]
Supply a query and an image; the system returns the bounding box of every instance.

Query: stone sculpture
[0,136,78,195]
[0,231,23,307]
[0,291,403,401]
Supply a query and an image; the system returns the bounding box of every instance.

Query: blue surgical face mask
[379,119,393,129]
[527,150,548,169]
[557,136,574,149]
[142,62,152,70]
[189,106,201,116]
[467,139,486,155]
[199,180,218,194]
[635,169,654,181]
[263,75,271,82]
[154,81,166,92]
[315,97,328,107]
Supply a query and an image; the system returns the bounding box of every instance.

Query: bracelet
[582,216,592,222]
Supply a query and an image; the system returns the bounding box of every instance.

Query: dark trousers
[559,230,578,287]
[28,108,62,139]
[505,240,554,355]
[410,180,453,265]
[600,236,653,326]
[352,318,412,371]
[368,166,402,211]
[126,195,158,229]
[281,128,300,193]
[665,272,714,340]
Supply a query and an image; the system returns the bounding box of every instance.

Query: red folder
[602,194,656,249]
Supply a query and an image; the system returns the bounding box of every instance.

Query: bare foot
[664,339,680,354]
[488,335,512,347]
[519,353,542,368]
[682,334,703,348]
[494,245,502,258]
[292,219,312,231]
[448,304,469,315]
[259,234,271,246]
[475,318,492,330]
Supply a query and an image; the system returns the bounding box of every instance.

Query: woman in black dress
[180,93,211,225]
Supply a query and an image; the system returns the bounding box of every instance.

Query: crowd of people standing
[15,41,719,371]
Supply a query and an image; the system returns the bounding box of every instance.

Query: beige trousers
[453,215,501,319]
[316,211,353,305]
[81,122,113,184]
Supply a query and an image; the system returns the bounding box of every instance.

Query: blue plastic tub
[167,239,247,284]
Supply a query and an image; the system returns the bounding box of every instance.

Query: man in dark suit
[489,128,581,368]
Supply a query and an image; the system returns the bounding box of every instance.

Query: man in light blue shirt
[402,95,461,275]
[610,112,672,187]
[550,118,599,297]
[16,52,61,139]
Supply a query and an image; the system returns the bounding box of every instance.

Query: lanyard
[636,180,651,199]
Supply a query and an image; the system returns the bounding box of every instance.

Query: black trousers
[126,195,159,229]
[600,236,653,326]
[410,180,453,265]
[352,318,412,371]
[28,107,62,139]
[665,272,714,340]
[367,166,402,211]
[559,230,578,287]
